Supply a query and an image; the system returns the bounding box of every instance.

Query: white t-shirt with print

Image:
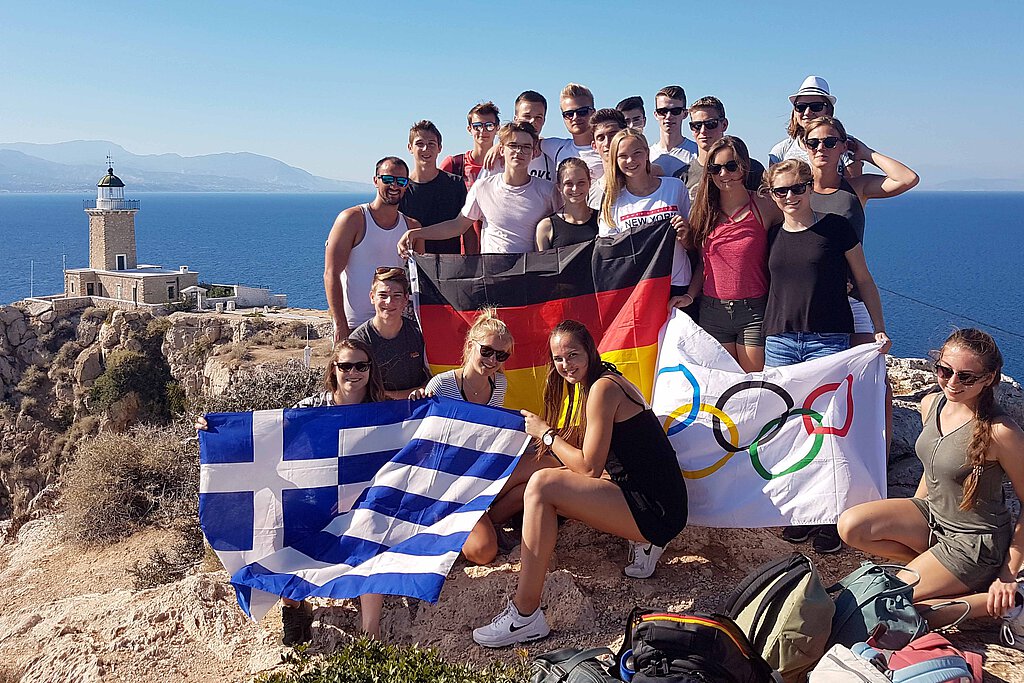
[462,174,559,254]
[597,176,692,287]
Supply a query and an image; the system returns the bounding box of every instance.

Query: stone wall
[87,210,137,270]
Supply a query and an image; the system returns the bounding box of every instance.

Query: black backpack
[616,608,781,683]
[532,647,617,683]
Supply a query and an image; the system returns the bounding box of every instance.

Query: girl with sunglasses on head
[472,320,687,647]
[681,135,783,372]
[762,159,890,554]
[196,338,388,644]
[413,307,560,565]
[839,330,1024,643]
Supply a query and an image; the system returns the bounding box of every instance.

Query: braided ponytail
[936,329,1003,511]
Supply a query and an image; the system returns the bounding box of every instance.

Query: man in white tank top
[324,156,422,343]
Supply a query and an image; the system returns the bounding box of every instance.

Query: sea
[1,191,1022,379]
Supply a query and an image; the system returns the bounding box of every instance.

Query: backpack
[719,553,834,683]
[616,608,781,683]
[885,633,983,683]
[827,562,927,650]
[853,641,977,683]
[532,647,618,683]
[808,644,890,682]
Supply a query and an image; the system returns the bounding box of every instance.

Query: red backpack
[886,633,983,683]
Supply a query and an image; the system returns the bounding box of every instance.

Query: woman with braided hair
[839,330,1024,642]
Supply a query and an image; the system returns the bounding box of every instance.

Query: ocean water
[1,191,1022,379]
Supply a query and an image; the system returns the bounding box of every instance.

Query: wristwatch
[541,428,557,447]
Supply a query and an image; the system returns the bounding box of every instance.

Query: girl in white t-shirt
[599,128,692,292]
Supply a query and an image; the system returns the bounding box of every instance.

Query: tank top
[341,205,408,328]
[916,394,1011,534]
[701,195,769,300]
[811,179,865,241]
[601,376,688,543]
[549,210,599,248]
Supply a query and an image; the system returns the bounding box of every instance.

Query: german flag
[411,221,675,413]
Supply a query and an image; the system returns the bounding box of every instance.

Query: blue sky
[4,1,1022,187]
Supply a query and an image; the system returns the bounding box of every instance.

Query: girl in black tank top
[472,321,687,648]
[535,157,599,250]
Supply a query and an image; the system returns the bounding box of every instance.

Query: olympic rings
[661,369,857,481]
[749,408,824,480]
[663,403,738,479]
[712,381,793,453]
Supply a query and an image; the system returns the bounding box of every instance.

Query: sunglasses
[561,106,594,120]
[335,361,372,372]
[707,160,741,174]
[470,121,497,131]
[804,136,843,150]
[933,362,989,386]
[655,106,686,117]
[794,101,828,114]
[770,181,812,198]
[477,342,511,362]
[377,175,410,187]
[688,118,721,132]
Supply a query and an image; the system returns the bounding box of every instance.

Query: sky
[3,1,1023,187]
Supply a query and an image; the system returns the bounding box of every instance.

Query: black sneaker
[282,601,313,646]
[812,524,843,555]
[782,524,817,544]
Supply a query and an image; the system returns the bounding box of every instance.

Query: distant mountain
[0,141,373,193]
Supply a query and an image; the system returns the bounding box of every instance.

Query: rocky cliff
[1,303,1022,682]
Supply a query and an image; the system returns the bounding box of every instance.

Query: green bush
[89,348,176,421]
[62,420,198,543]
[146,316,172,341]
[15,365,47,394]
[258,638,529,683]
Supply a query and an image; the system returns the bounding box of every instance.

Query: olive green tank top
[916,394,1011,533]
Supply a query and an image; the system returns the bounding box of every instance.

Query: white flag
[652,312,887,528]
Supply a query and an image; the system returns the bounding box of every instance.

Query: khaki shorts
[911,497,1012,591]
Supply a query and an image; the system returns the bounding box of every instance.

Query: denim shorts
[764,332,851,368]
[699,296,766,347]
[849,297,872,334]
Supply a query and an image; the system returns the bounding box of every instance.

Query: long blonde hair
[601,128,651,228]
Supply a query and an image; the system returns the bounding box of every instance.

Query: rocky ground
[1,302,1023,681]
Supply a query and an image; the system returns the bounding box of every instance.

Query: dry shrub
[201,359,320,414]
[62,420,198,543]
[130,518,205,589]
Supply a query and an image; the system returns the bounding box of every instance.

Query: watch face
[542,432,554,446]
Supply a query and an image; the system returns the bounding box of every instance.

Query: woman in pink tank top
[682,136,782,372]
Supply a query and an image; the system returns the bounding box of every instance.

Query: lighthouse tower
[86,162,140,271]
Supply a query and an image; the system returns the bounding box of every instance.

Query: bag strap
[722,553,806,617]
[919,599,972,632]
[749,564,811,650]
[827,562,880,593]
[550,647,613,681]
[891,656,972,683]
[451,153,465,179]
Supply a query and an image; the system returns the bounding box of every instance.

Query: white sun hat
[789,75,837,105]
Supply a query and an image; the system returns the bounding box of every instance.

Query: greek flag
[198,397,529,620]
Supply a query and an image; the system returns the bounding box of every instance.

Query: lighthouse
[86,163,140,271]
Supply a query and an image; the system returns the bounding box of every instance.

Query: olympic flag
[652,312,888,528]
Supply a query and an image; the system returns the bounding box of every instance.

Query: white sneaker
[1000,583,1024,650]
[472,599,550,648]
[624,541,665,579]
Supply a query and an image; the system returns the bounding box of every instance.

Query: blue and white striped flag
[198,397,529,620]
